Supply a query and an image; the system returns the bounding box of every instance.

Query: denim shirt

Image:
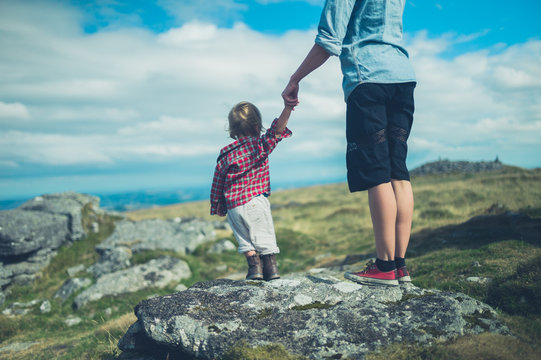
[315,0,416,101]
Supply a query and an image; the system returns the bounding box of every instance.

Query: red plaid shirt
[210,119,292,216]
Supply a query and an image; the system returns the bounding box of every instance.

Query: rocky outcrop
[411,159,504,176]
[119,267,508,359]
[0,192,97,256]
[87,218,215,278]
[0,192,98,304]
[97,218,215,255]
[74,256,191,309]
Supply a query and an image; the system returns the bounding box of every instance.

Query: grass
[224,341,308,360]
[1,166,541,359]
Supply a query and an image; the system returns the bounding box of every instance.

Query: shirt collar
[217,137,253,161]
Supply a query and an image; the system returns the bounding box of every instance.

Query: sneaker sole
[398,276,411,283]
[344,272,399,286]
[246,275,264,280]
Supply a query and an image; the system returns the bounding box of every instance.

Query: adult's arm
[282,44,331,107]
[282,0,356,107]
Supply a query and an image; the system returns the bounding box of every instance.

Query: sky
[1,0,540,201]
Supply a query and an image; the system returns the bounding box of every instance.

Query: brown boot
[245,254,264,280]
[261,254,280,281]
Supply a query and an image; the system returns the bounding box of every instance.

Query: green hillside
[1,166,540,359]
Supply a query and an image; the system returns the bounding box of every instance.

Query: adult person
[282,0,416,286]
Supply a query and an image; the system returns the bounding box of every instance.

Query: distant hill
[411,158,504,176]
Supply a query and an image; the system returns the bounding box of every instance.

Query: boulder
[0,211,69,256]
[74,256,191,309]
[88,246,132,278]
[0,192,97,296]
[96,218,215,257]
[119,268,509,360]
[207,239,236,254]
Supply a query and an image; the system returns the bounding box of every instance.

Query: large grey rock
[96,218,215,257]
[0,211,68,256]
[119,268,509,360]
[87,246,132,278]
[0,192,98,256]
[0,192,98,296]
[207,239,236,254]
[74,256,191,309]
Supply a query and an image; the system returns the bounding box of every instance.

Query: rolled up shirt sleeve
[315,0,357,57]
[256,118,292,164]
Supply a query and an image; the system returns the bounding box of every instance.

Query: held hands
[282,79,300,108]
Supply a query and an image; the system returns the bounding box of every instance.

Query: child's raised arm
[274,106,293,136]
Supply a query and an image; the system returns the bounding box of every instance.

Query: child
[210,101,293,281]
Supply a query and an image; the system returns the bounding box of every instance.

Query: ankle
[375,258,396,272]
[394,256,406,269]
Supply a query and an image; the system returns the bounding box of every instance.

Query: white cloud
[0,131,114,165]
[406,32,541,166]
[0,101,30,119]
[158,22,219,45]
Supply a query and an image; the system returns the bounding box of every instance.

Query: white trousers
[226,195,280,255]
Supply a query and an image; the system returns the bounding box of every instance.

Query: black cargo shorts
[346,82,416,192]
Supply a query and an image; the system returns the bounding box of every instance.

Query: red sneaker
[344,260,398,286]
[396,266,411,283]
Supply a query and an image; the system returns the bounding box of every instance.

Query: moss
[256,307,273,320]
[419,325,446,337]
[292,301,336,311]
[191,306,210,312]
[463,310,495,331]
[224,341,308,360]
[366,342,459,360]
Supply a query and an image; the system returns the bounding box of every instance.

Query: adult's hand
[282,79,300,108]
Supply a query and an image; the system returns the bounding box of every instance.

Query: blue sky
[1,0,540,201]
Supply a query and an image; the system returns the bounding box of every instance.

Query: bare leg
[391,179,413,259]
[367,182,397,261]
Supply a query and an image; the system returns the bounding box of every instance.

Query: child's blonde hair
[228,101,263,139]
